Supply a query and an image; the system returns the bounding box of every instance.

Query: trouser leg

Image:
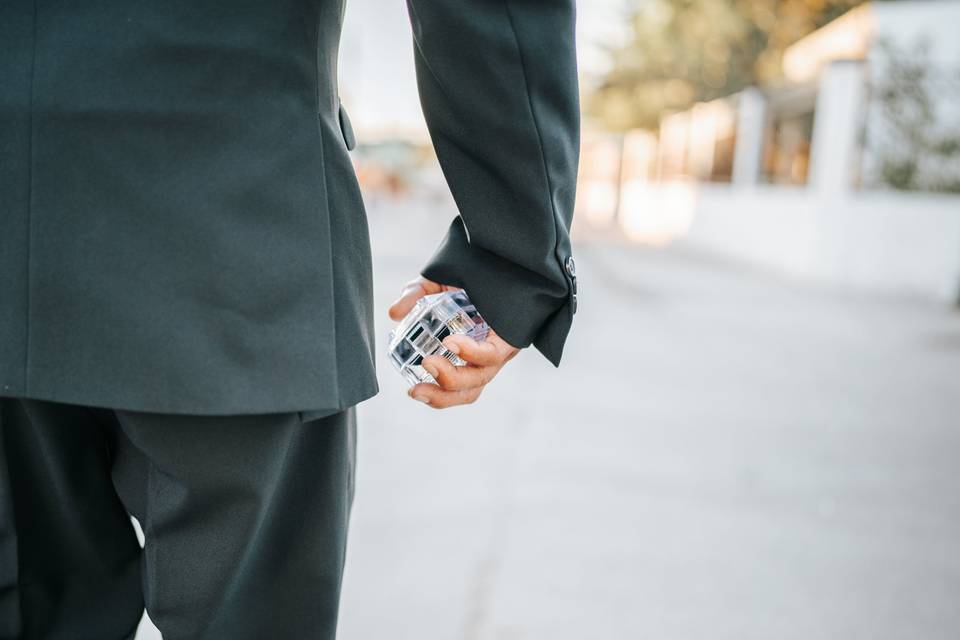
[109,407,357,640]
[0,398,144,640]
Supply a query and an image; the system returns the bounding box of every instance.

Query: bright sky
[339,0,630,137]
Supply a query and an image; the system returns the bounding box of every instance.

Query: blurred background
[143,0,960,638]
[340,0,960,638]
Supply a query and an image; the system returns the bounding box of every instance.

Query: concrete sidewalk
[336,202,960,639]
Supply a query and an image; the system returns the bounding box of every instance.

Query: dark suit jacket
[0,0,579,417]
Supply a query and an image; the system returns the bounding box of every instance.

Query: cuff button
[564,255,577,278]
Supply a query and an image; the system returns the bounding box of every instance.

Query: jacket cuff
[420,218,576,366]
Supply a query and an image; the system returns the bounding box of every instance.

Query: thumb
[388,277,445,321]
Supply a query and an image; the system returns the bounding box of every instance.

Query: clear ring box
[387,289,490,387]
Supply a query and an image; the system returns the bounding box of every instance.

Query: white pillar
[732,88,767,187]
[688,102,717,180]
[809,60,867,194]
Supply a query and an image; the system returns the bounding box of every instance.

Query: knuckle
[428,395,449,409]
[467,366,485,386]
[441,371,464,391]
[432,370,451,389]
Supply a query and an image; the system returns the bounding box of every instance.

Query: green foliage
[869,39,960,193]
[588,0,864,131]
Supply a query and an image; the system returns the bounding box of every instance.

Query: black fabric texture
[0,397,356,640]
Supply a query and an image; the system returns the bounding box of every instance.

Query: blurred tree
[868,39,960,193]
[589,0,865,131]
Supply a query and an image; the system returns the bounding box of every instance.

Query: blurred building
[578,0,960,303]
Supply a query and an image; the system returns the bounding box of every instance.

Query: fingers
[408,382,483,409]
[388,278,438,321]
[387,277,459,321]
[442,330,519,367]
[489,331,522,362]
[441,334,502,367]
[405,331,521,409]
[421,354,492,391]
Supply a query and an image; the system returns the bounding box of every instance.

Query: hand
[388,276,520,408]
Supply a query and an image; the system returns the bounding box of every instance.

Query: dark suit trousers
[0,398,357,640]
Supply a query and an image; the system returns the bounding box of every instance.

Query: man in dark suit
[0,0,579,637]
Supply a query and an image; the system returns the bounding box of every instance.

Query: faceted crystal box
[387,290,490,387]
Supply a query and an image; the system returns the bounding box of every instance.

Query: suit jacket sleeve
[405,0,580,366]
